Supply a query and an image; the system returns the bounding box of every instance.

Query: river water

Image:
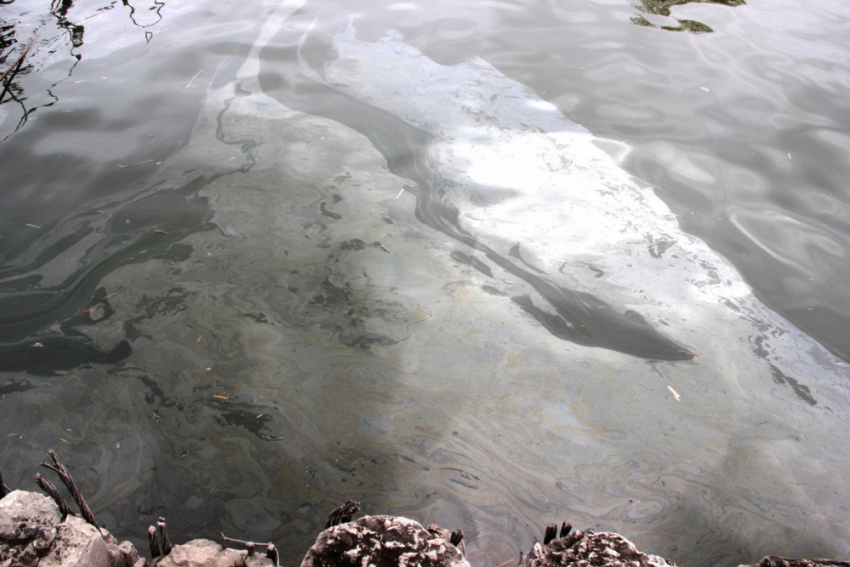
[2,0,850,565]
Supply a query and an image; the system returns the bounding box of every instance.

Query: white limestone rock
[0,490,140,567]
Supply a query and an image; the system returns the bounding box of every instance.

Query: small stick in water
[186,69,203,88]
[667,385,681,402]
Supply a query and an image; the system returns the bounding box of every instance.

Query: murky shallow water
[2,0,850,565]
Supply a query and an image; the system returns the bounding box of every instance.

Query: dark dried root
[221,533,279,566]
[157,517,173,555]
[34,473,76,519]
[148,525,161,559]
[0,465,11,498]
[40,450,100,533]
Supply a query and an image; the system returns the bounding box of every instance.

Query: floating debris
[667,386,681,402]
[186,69,203,88]
[118,159,154,168]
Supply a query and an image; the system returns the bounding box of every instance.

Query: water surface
[2,0,850,566]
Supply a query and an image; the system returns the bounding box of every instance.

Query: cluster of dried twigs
[543,522,573,545]
[325,499,361,529]
[148,517,174,560]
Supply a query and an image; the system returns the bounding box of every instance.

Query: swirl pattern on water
[1,3,850,567]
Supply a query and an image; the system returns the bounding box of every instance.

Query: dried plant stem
[148,526,161,559]
[221,534,280,566]
[0,466,10,498]
[34,473,76,518]
[40,449,100,534]
[157,517,173,555]
[325,500,360,529]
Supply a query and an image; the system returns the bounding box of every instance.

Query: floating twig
[72,8,109,25]
[667,385,681,402]
[40,449,101,534]
[118,159,154,168]
[186,69,203,89]
[35,473,76,518]
[325,499,360,529]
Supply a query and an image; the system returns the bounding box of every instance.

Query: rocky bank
[3,485,850,567]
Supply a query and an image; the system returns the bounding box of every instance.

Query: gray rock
[519,529,673,567]
[740,558,850,567]
[154,538,275,567]
[1,490,64,567]
[0,490,140,567]
[39,515,112,567]
[300,515,470,567]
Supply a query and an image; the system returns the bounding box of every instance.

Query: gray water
[2,0,850,565]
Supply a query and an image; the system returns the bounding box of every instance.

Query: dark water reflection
[631,0,746,33]
[2,0,850,566]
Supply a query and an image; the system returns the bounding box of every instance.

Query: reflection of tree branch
[631,0,745,33]
[0,2,81,142]
[51,0,85,47]
[1,0,167,144]
[0,25,42,89]
[122,0,165,29]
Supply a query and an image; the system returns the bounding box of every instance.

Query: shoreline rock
[301,515,469,567]
[3,488,849,567]
[0,490,141,567]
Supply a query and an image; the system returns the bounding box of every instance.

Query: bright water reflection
[1,0,850,566]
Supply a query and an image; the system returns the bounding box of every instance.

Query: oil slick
[3,4,850,567]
